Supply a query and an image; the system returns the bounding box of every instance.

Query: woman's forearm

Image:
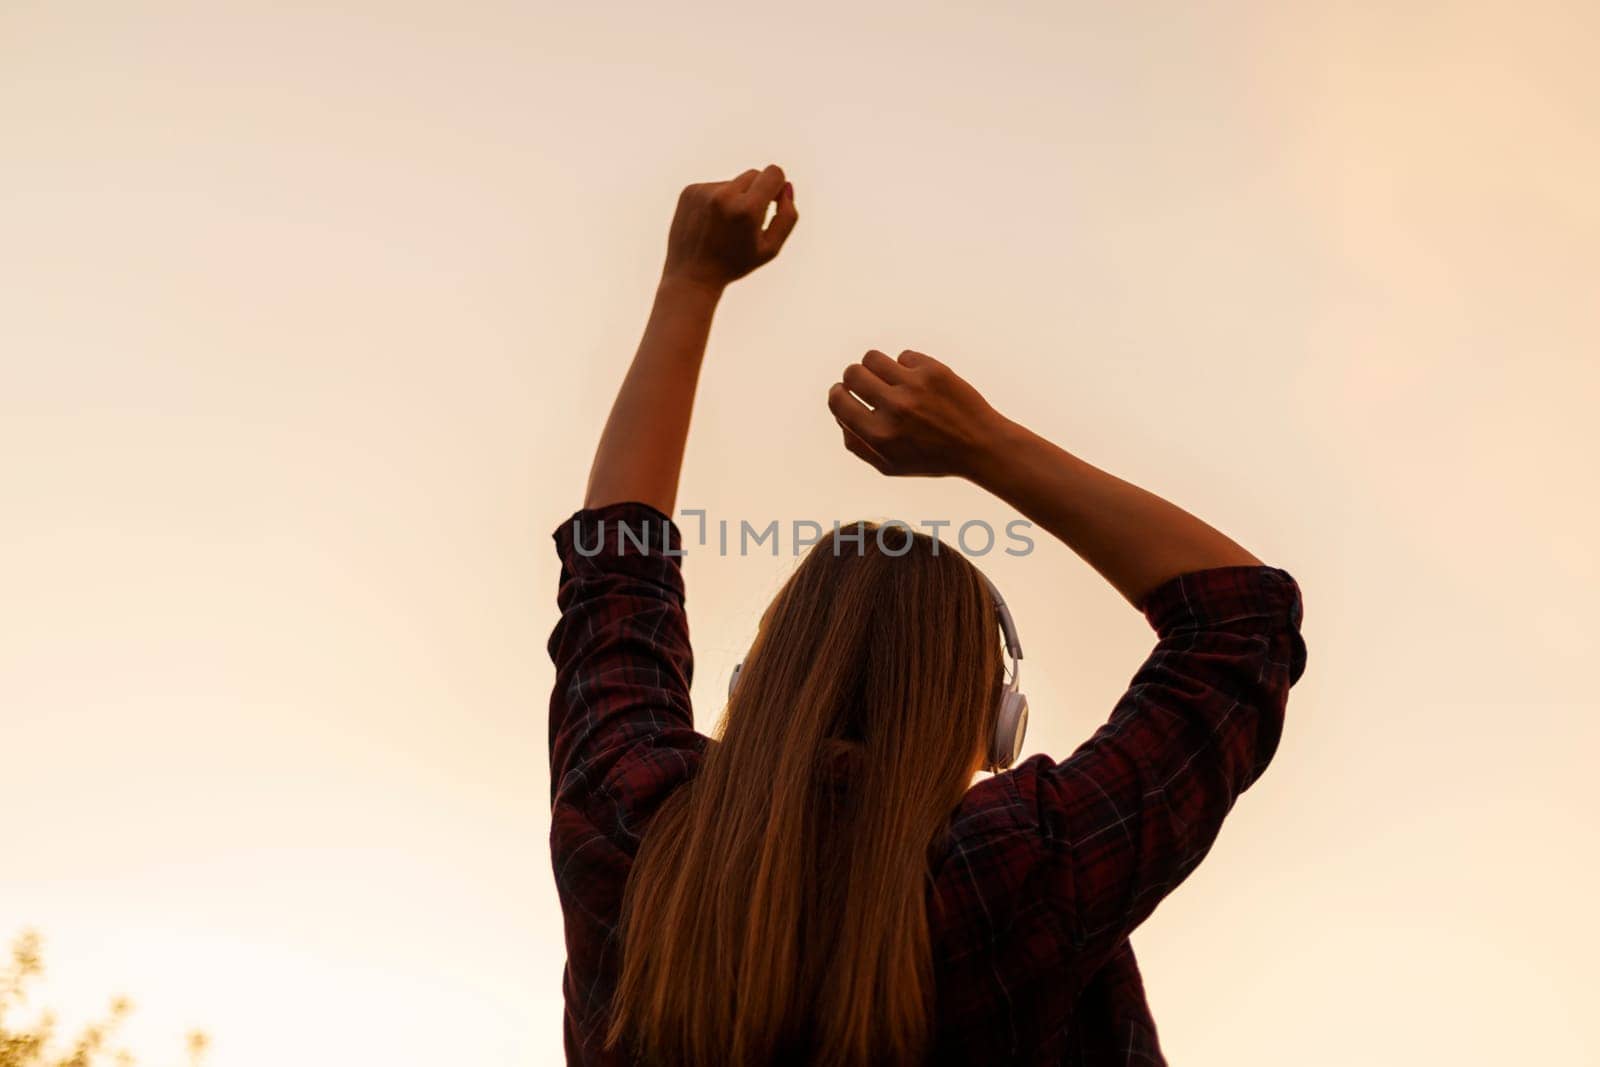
[583,277,721,515]
[968,415,1261,607]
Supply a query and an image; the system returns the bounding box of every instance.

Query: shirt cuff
[552,501,687,601]
[1140,565,1304,640]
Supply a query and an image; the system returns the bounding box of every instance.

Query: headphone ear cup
[989,690,1029,770]
[728,661,743,700]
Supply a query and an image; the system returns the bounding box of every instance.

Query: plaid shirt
[549,502,1307,1065]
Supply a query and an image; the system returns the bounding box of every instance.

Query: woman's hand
[662,164,798,292]
[827,350,1009,479]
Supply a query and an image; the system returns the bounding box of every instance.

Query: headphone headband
[977,571,1023,661]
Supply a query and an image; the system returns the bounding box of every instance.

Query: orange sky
[2,2,1596,1064]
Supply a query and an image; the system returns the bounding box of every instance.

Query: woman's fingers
[862,348,910,384]
[828,382,888,443]
[841,360,894,409]
[743,164,787,209]
[758,183,798,259]
[729,168,761,194]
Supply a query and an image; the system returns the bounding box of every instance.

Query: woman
[548,164,1307,1066]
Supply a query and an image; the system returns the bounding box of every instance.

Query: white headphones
[727,570,1030,770]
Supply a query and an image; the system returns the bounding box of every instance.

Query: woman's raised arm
[584,165,797,515]
[827,348,1261,606]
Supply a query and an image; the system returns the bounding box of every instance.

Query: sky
[2,1,1597,1064]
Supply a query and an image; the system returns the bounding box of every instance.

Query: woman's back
[548,503,1305,1065]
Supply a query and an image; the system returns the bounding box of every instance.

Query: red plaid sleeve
[546,501,708,1062]
[548,502,705,808]
[928,565,1306,1061]
[1038,565,1306,961]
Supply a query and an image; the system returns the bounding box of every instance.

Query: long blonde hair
[607,522,1003,1065]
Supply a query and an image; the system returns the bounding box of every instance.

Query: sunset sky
[3,2,1596,1064]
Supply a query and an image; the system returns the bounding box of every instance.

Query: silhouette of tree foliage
[0,931,207,1067]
